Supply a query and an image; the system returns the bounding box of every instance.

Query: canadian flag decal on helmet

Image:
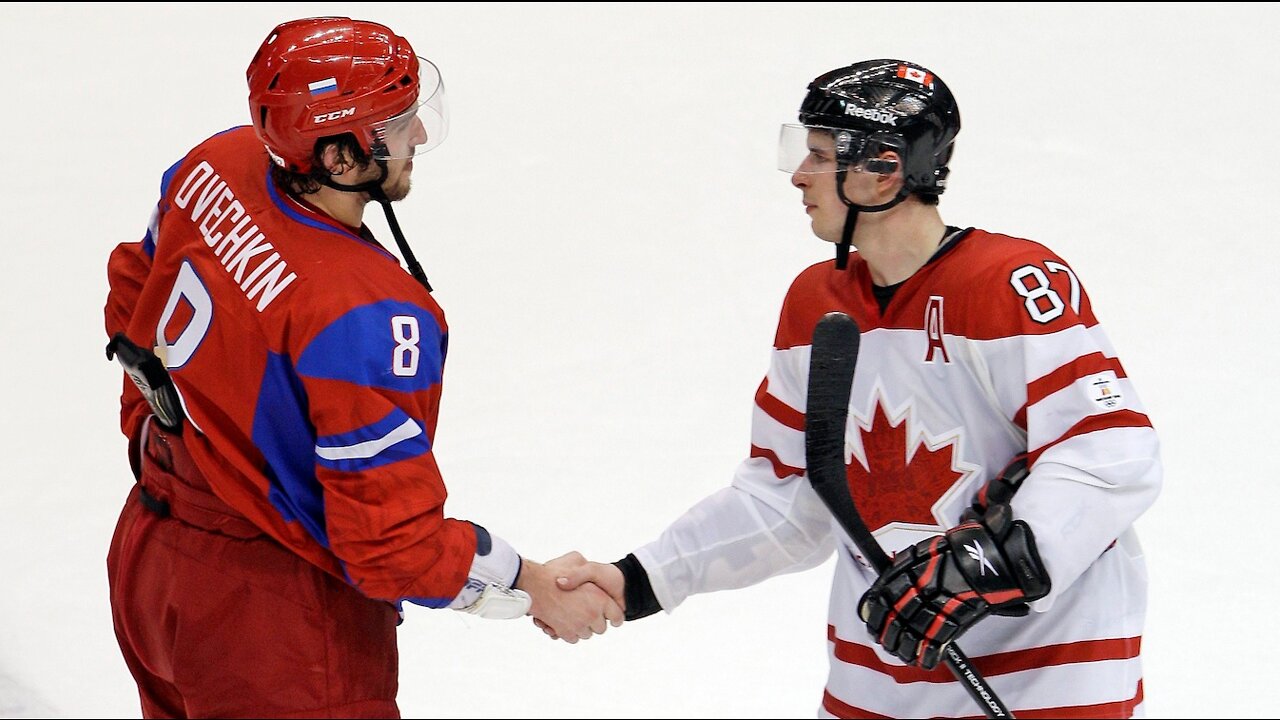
[897,65,934,89]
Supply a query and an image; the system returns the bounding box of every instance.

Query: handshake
[509,552,628,643]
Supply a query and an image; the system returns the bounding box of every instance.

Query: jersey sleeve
[105,156,192,442]
[634,292,835,610]
[271,299,480,606]
[983,248,1162,612]
[105,202,166,444]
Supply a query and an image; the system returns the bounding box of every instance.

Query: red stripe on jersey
[978,636,1142,678]
[821,679,1142,719]
[1028,409,1153,461]
[990,679,1144,719]
[754,378,805,432]
[749,444,804,480]
[821,690,893,719]
[1014,353,1128,428]
[827,625,1141,681]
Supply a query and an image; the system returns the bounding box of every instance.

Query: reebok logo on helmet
[844,104,897,126]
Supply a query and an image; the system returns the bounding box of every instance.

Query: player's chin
[384,179,412,202]
[812,222,840,245]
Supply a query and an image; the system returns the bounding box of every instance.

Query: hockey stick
[804,311,1015,719]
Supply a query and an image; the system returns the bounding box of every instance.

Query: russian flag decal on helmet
[308,77,338,95]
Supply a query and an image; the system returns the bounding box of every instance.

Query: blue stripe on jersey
[254,351,331,549]
[315,408,432,473]
[260,168,402,265]
[404,595,453,610]
[159,155,185,198]
[296,300,445,392]
[146,156,190,259]
[263,168,358,240]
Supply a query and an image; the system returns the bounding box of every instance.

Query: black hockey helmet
[796,59,960,198]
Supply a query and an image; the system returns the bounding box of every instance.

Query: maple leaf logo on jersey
[844,391,977,538]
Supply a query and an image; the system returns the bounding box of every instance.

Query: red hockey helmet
[246,17,447,173]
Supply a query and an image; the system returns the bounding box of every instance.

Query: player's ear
[319,141,356,176]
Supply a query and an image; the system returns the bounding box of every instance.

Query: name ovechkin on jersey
[171,159,297,312]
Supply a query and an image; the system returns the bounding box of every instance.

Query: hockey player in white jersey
[551,59,1161,718]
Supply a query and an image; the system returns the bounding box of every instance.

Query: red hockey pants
[107,422,401,718]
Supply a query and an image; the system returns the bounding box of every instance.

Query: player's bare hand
[555,559,625,613]
[517,554,623,643]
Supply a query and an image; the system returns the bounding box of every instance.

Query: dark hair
[270,134,373,197]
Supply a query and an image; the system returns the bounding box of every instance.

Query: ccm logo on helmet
[312,108,357,125]
[844,105,898,126]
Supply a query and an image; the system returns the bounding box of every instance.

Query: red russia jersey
[105,126,475,606]
[635,229,1161,718]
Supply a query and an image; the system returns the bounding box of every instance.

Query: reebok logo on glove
[964,540,998,576]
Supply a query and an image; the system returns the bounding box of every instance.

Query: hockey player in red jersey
[554,60,1161,718]
[104,17,621,718]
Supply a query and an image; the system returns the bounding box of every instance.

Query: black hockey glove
[857,502,1050,670]
[958,453,1035,618]
[960,453,1029,523]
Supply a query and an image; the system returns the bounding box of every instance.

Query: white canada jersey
[633,229,1161,718]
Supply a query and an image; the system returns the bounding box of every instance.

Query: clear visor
[777,123,901,174]
[370,57,449,161]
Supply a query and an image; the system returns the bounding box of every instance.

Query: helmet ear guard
[832,130,899,175]
[862,158,898,174]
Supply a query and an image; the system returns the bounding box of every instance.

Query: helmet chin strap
[832,165,911,271]
[320,161,433,292]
